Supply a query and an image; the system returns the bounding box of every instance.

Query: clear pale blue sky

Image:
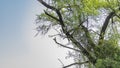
[0,0,30,57]
[0,1,71,68]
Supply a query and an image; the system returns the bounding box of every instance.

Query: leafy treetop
[37,0,120,68]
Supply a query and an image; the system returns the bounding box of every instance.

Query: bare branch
[38,0,57,11]
[98,12,115,45]
[53,38,81,52]
[58,59,64,67]
[63,61,89,68]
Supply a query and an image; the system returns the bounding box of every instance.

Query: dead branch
[63,61,89,68]
[58,59,64,67]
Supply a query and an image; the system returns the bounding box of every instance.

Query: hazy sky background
[0,0,72,68]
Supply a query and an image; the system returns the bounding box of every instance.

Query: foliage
[37,0,120,68]
[95,39,120,67]
[95,58,120,68]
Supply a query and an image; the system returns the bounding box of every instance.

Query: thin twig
[58,58,64,67]
[63,61,89,68]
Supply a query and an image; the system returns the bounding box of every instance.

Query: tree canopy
[37,0,120,68]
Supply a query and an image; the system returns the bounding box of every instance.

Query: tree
[36,0,120,68]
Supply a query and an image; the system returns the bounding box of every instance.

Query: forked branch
[38,0,96,64]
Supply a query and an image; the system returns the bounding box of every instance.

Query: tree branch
[55,10,65,27]
[53,38,81,52]
[98,12,115,45]
[38,0,65,27]
[44,10,60,22]
[81,25,96,49]
[64,32,96,64]
[63,61,89,68]
[115,14,120,19]
[39,0,96,64]
[38,0,57,11]
[58,59,64,67]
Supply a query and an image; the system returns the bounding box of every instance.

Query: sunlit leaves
[95,58,120,68]
[37,0,120,35]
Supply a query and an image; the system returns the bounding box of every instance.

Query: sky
[0,0,72,68]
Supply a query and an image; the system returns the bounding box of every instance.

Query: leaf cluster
[95,35,120,67]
